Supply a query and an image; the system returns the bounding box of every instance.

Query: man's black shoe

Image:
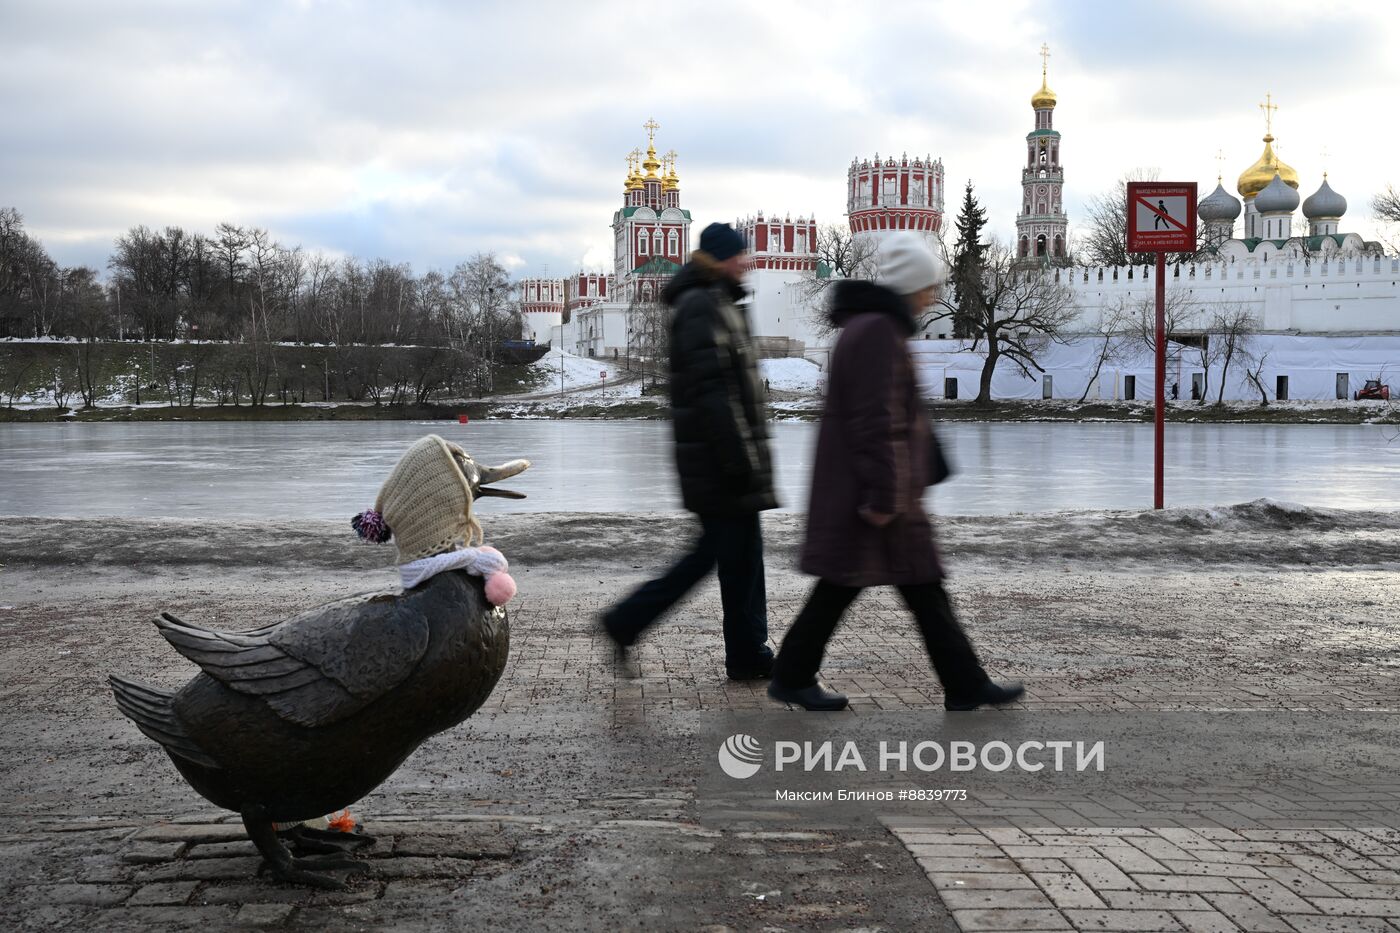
[598,613,639,679]
[768,680,849,711]
[726,653,774,681]
[944,680,1025,711]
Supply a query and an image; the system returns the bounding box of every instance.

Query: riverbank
[3,396,1395,424]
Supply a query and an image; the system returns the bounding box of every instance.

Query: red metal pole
[1154,251,1166,510]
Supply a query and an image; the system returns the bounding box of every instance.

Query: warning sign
[1126,182,1198,253]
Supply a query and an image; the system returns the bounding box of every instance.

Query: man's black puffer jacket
[663,256,778,515]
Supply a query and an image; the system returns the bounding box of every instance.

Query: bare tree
[1243,347,1272,406]
[1078,299,1134,403]
[1079,169,1161,268]
[1374,185,1400,253]
[797,224,880,339]
[1210,304,1257,405]
[927,241,1077,405]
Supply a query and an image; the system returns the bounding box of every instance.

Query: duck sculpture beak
[453,451,531,500]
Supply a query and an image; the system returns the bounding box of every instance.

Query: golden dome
[1237,134,1298,199]
[624,149,644,190]
[663,169,679,191]
[1031,75,1057,110]
[642,143,662,179]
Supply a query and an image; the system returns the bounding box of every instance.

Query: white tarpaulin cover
[907,334,1398,402]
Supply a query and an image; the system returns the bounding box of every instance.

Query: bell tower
[1016,45,1068,263]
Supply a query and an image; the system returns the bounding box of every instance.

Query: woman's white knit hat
[375,434,479,563]
[874,232,947,296]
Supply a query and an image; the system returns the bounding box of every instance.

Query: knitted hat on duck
[363,434,480,563]
[874,231,947,296]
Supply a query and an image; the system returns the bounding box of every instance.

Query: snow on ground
[532,349,623,391]
[760,357,824,393]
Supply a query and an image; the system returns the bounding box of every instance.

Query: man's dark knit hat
[699,223,745,261]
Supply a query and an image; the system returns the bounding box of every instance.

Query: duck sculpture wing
[154,592,430,729]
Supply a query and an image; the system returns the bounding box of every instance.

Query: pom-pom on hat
[698,222,746,262]
[357,434,480,563]
[874,231,947,296]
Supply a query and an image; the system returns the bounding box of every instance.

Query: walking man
[601,223,778,680]
[767,232,1023,711]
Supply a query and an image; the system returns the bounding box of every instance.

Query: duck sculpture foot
[245,809,370,890]
[280,824,376,855]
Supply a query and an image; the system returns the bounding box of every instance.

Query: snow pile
[760,358,823,393]
[532,349,622,391]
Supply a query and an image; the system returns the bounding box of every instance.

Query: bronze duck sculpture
[110,435,528,887]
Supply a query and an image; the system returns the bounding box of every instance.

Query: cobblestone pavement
[1,513,1398,930]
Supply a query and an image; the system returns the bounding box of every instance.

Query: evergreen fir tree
[950,182,988,339]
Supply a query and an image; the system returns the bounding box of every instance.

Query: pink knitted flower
[484,572,517,607]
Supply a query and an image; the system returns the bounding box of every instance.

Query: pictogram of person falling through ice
[1154,199,1170,229]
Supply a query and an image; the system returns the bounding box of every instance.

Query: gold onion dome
[642,144,662,179]
[663,168,679,190]
[1031,75,1056,109]
[1237,134,1298,199]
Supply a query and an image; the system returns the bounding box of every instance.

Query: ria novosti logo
[717,734,764,779]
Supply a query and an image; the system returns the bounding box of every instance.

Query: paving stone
[1102,890,1212,911]
[950,907,1071,930]
[1028,871,1106,909]
[1169,910,1241,933]
[121,841,187,864]
[907,843,1005,859]
[929,871,1038,890]
[1254,866,1343,897]
[1200,892,1295,931]
[917,856,1026,874]
[1309,898,1400,917]
[1060,908,1182,931]
[28,883,132,907]
[135,823,250,845]
[937,886,1056,910]
[1227,877,1319,914]
[1063,856,1139,890]
[198,883,313,906]
[185,839,258,859]
[235,902,296,925]
[1276,916,1397,932]
[126,881,199,906]
[1134,873,1242,893]
[380,879,464,902]
[140,856,264,882]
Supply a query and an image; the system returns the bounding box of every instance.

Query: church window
[1054,235,1064,258]
[667,229,678,255]
[653,231,663,255]
[638,230,648,256]
[1036,234,1047,257]
[882,176,897,202]
[771,226,782,251]
[1019,236,1029,258]
[795,229,807,254]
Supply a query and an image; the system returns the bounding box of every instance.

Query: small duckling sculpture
[110,435,528,888]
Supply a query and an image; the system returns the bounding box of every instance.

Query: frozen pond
[1,420,1397,519]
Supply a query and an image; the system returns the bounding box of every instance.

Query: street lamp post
[300,364,306,403]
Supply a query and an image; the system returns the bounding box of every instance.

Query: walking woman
[767,232,1023,712]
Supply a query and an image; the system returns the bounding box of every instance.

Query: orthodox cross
[627,148,641,172]
[643,118,660,144]
[1039,43,1050,77]
[1214,148,1226,182]
[1259,93,1277,135]
[1319,144,1331,178]
[663,149,678,172]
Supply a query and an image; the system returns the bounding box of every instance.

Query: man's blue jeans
[604,511,772,671]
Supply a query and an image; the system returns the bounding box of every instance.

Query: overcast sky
[4,0,1395,279]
